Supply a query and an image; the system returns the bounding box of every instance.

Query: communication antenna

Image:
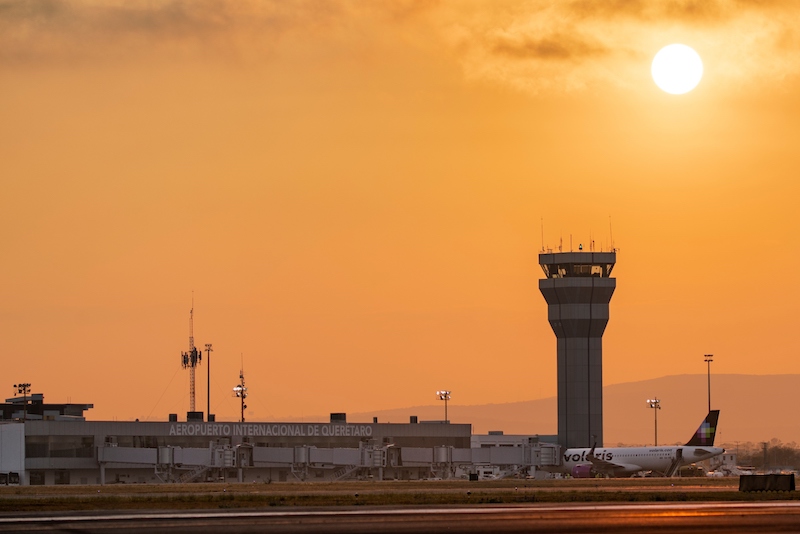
[181,297,202,413]
[609,216,615,251]
[540,218,544,252]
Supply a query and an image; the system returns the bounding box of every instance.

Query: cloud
[492,31,608,61]
[2,0,800,94]
[0,0,354,65]
[434,0,800,93]
[565,0,730,24]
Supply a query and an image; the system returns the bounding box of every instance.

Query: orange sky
[2,0,800,424]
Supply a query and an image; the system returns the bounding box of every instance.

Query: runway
[4,501,800,533]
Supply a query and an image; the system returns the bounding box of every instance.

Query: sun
[651,44,703,94]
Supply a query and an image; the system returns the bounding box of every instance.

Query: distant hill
[332,374,800,446]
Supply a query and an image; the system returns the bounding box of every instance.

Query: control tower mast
[539,250,616,449]
[181,305,202,413]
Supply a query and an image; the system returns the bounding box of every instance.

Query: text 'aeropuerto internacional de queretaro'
[169,423,374,438]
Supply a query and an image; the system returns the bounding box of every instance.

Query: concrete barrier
[739,474,796,492]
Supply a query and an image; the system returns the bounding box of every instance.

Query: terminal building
[0,396,561,485]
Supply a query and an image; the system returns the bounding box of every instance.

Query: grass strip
[1,488,798,513]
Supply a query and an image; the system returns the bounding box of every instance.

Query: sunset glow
[2,1,800,444]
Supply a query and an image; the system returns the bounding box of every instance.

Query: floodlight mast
[704,354,713,412]
[233,369,247,423]
[647,398,661,446]
[13,383,31,421]
[205,343,213,419]
[437,390,451,423]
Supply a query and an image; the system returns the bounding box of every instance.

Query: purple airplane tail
[684,410,720,446]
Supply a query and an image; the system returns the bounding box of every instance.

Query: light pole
[13,383,31,421]
[205,343,213,420]
[436,390,451,423]
[233,371,247,423]
[647,398,661,446]
[704,354,713,412]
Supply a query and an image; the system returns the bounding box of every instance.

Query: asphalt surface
[4,502,800,534]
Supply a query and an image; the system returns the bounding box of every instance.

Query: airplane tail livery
[684,410,720,447]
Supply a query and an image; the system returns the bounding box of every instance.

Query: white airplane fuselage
[545,445,725,477]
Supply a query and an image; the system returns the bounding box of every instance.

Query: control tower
[539,250,616,449]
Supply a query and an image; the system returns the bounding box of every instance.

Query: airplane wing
[586,450,628,474]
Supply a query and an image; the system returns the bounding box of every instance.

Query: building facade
[1,415,563,485]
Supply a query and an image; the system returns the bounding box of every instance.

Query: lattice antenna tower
[181,299,202,412]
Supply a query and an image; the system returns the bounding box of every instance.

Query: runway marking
[3,501,800,524]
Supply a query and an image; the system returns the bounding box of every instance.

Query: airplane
[545,410,723,478]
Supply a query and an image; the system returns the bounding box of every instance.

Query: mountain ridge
[291,374,799,446]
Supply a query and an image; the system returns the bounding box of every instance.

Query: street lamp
[205,343,213,420]
[704,354,713,413]
[436,390,451,423]
[647,398,661,446]
[13,383,31,421]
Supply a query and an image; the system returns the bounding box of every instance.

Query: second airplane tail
[684,410,720,446]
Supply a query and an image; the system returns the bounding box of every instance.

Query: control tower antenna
[540,218,545,252]
[609,216,614,251]
[181,297,202,413]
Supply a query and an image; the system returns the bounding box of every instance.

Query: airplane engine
[571,464,594,478]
